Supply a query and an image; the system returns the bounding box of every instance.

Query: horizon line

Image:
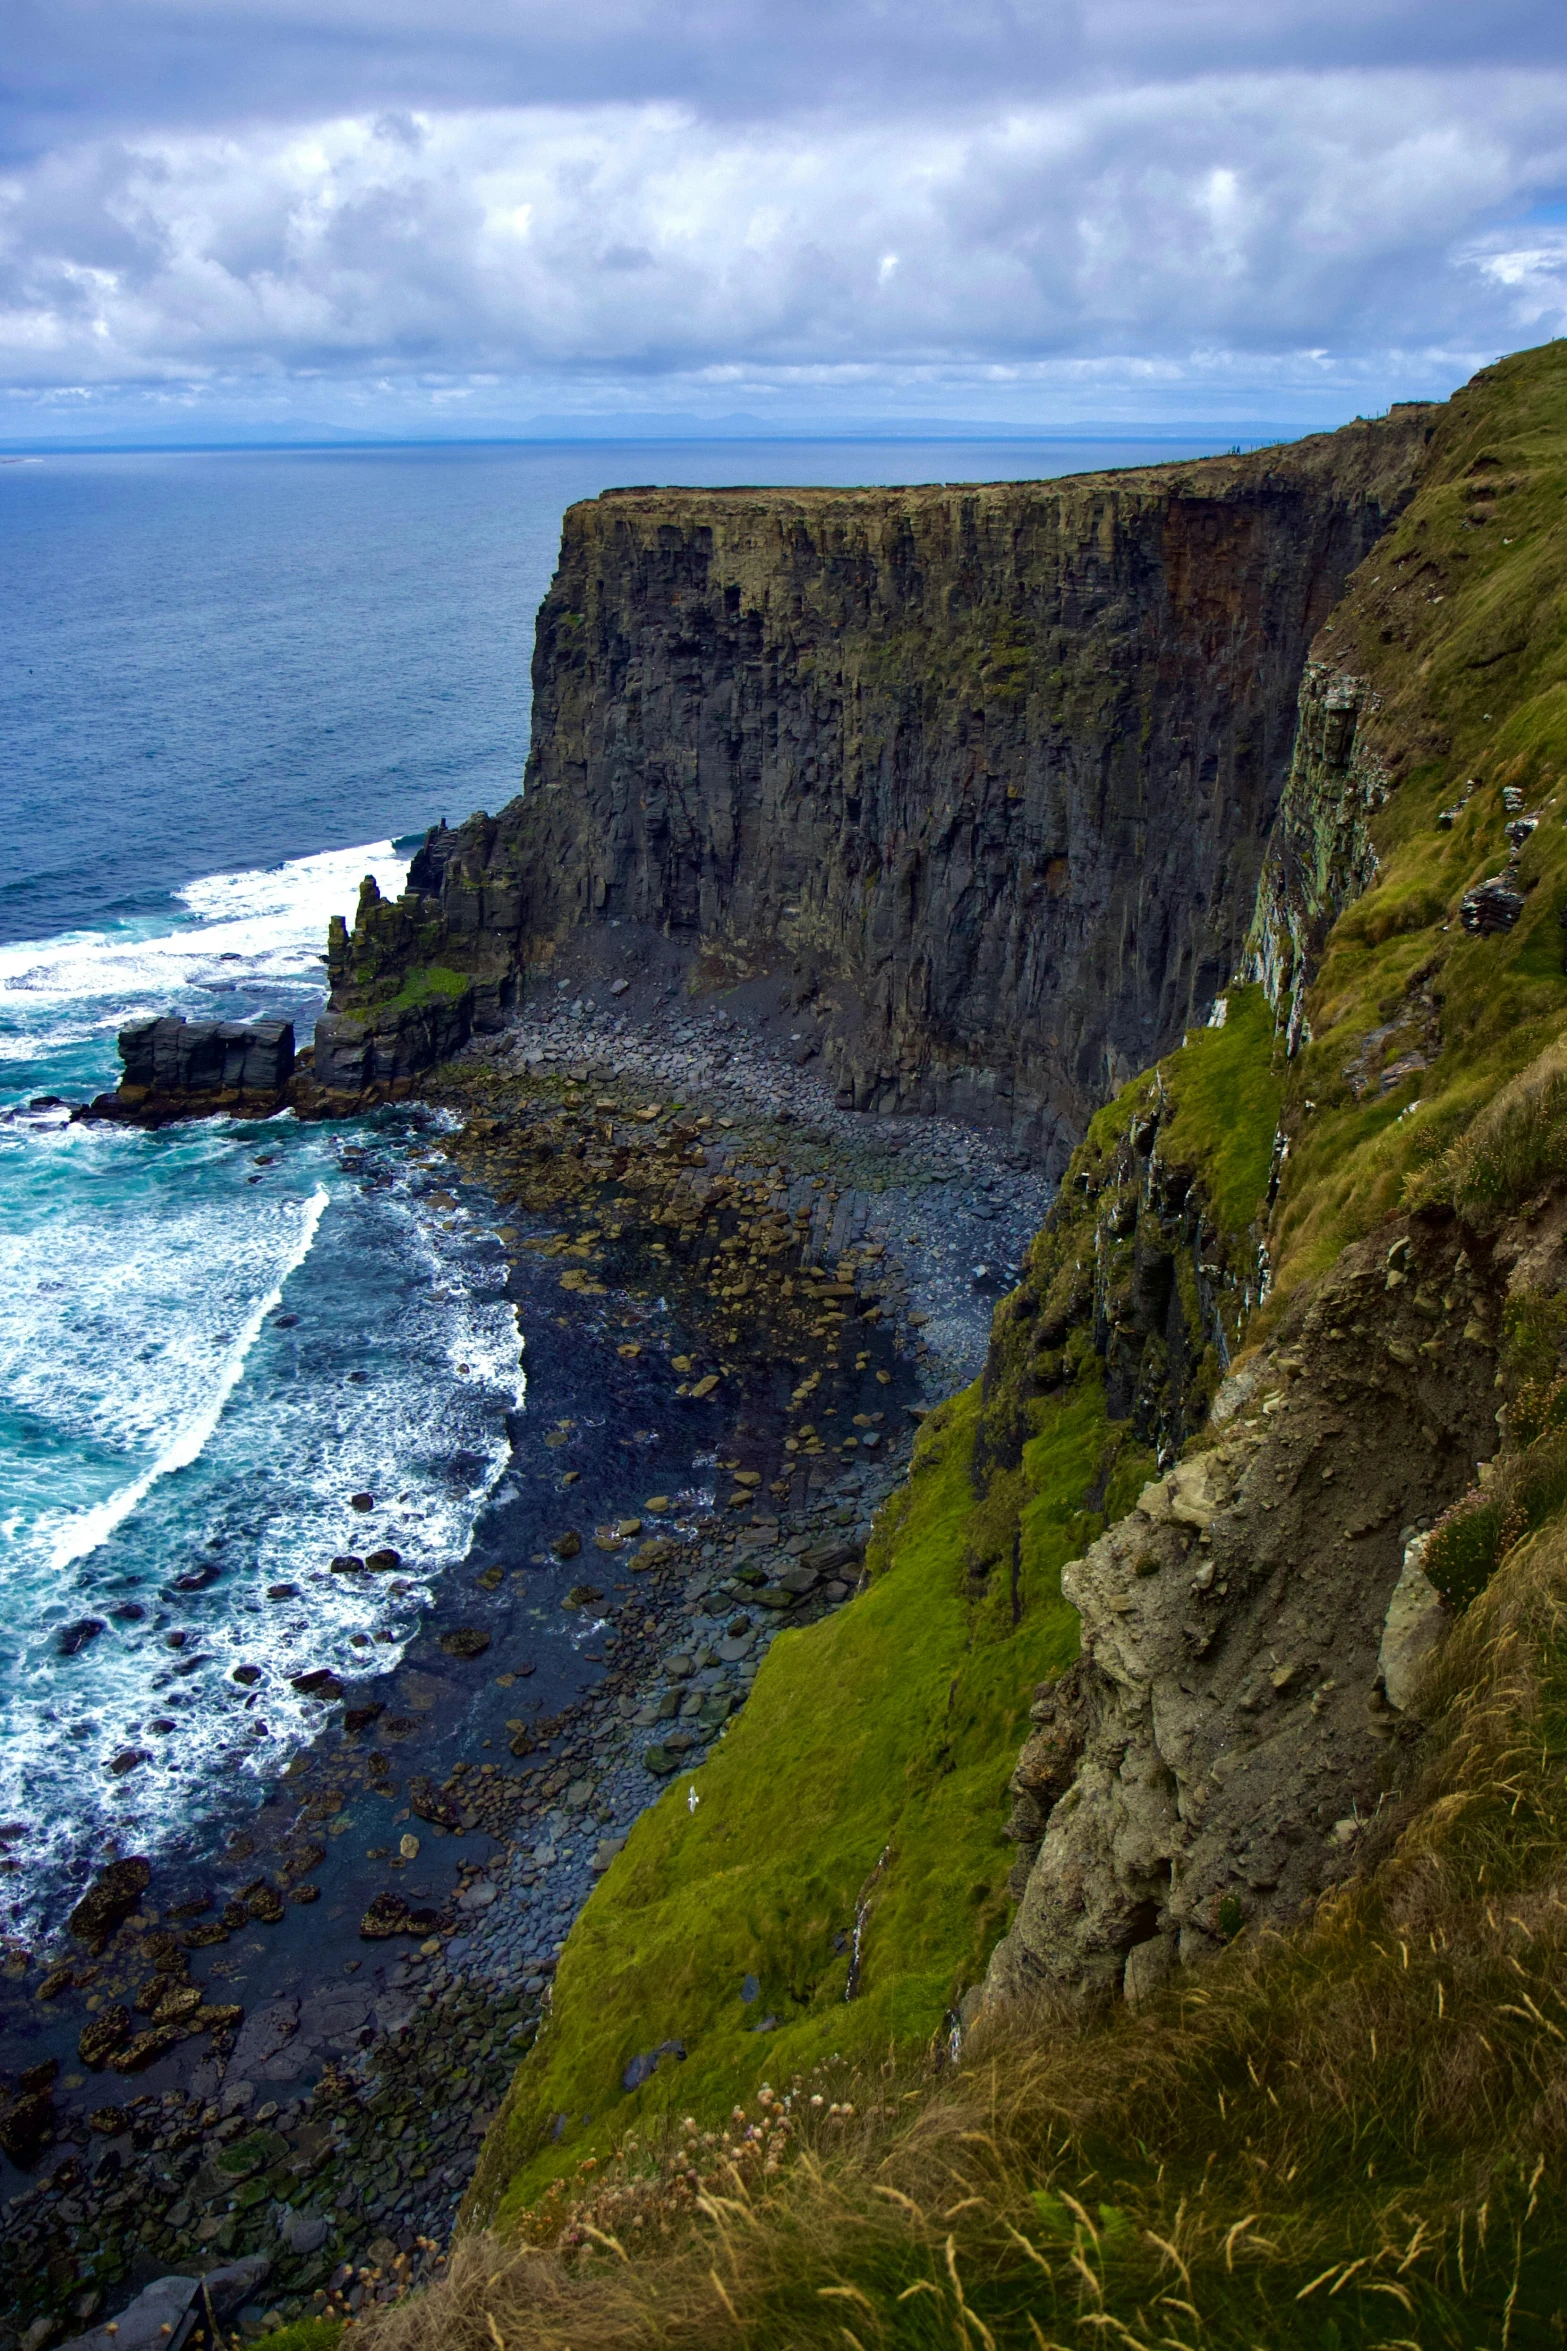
[0,425,1302,459]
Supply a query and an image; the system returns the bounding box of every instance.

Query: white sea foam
[0,835,533,1932]
[46,1185,330,1573]
[0,1153,525,1931]
[0,837,408,1057]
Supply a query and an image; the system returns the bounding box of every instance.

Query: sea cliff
[430,342,1567,2336]
[29,341,1567,2349]
[311,413,1431,1165]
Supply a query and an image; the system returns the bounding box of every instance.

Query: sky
[2,0,1567,443]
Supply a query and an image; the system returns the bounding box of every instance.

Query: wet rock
[58,1618,107,1657]
[408,1777,463,1830]
[438,1628,491,1659]
[77,2004,132,2067]
[180,1921,230,1949]
[359,1891,444,1941]
[194,2001,245,2034]
[365,1547,402,1572]
[0,2088,54,2161]
[68,1856,151,1944]
[551,1531,582,1560]
[240,1880,286,1925]
[279,2208,330,2256]
[108,2025,178,2073]
[227,1999,299,2077]
[290,1668,345,1700]
[802,1539,860,1576]
[58,2256,272,2351]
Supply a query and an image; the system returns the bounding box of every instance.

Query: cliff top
[575,403,1437,521]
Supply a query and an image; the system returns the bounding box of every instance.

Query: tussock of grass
[1420,1034,1567,1228]
[359,1516,1567,2346]
[251,2322,343,2351]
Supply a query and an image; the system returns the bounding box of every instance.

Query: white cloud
[1461,224,1567,328]
[1,56,1565,425]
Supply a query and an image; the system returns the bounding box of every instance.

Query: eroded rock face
[311,418,1432,1158]
[984,1214,1500,2012]
[80,1017,295,1125]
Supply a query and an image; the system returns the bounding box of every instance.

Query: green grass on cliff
[467,1358,1154,2231]
[1266,340,1567,1295]
[1151,982,1284,1237]
[465,974,1282,2235]
[369,1510,1567,2349]
[378,963,472,1016]
[429,344,1567,2338]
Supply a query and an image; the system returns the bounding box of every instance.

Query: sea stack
[82,1013,295,1124]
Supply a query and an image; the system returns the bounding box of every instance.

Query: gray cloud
[2,5,1566,431]
[8,1,1567,160]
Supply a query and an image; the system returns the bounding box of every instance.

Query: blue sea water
[0,432,1223,1934]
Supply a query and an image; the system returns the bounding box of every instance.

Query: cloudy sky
[3,0,1566,440]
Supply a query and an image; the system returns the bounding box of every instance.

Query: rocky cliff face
[1243,661,1390,1051]
[82,1014,295,1124]
[979,338,1567,2017]
[318,414,1433,1158]
[983,1210,1500,2013]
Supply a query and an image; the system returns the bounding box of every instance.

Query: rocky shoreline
[1,982,1048,2351]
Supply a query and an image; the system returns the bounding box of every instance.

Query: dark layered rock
[303,874,478,1105]
[311,414,1435,1159]
[83,1016,294,1124]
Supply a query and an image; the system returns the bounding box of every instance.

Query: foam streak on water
[0,842,523,1935]
[46,1185,331,1574]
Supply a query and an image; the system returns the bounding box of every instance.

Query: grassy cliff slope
[370,342,1567,2344]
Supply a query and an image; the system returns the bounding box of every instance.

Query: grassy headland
[356,341,1567,2345]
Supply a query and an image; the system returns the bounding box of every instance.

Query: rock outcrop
[1243,661,1391,1051]
[313,413,1434,1157]
[984,1212,1500,2011]
[304,872,483,1105]
[83,1016,294,1124]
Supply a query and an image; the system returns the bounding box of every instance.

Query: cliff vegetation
[348,342,1567,2343]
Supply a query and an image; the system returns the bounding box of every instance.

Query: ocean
[0,432,1222,1936]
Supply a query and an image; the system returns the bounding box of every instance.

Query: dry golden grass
[350,1520,1567,2350]
[1424,1033,1567,1229]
